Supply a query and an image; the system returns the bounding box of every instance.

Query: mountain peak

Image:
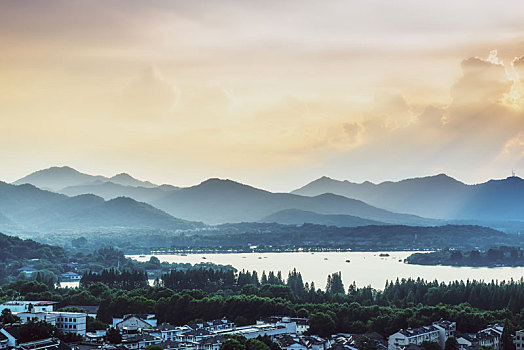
[108,172,156,188]
[111,172,134,180]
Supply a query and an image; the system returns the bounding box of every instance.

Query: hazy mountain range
[0,181,199,232]
[4,166,524,233]
[293,174,524,222]
[14,166,157,191]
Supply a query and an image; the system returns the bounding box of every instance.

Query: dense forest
[2,267,523,338]
[407,246,524,267]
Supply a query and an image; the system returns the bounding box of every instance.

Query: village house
[388,320,456,350]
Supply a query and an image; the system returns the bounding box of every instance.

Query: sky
[2,0,524,192]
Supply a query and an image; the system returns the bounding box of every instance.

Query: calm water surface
[127,251,524,290]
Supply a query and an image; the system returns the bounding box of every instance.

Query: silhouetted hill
[13,166,106,191]
[0,181,201,232]
[457,177,524,221]
[152,178,436,225]
[60,181,178,202]
[14,166,158,192]
[0,232,67,262]
[293,174,524,221]
[109,173,157,188]
[260,209,386,227]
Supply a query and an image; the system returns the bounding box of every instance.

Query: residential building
[54,312,87,337]
[433,320,456,346]
[274,334,329,350]
[17,312,58,326]
[195,335,225,350]
[60,272,82,281]
[258,317,309,335]
[176,329,213,343]
[457,324,504,350]
[388,326,440,350]
[121,334,162,350]
[186,319,235,333]
[215,322,297,339]
[145,324,189,341]
[388,320,456,350]
[516,330,524,350]
[17,338,71,350]
[274,334,308,350]
[0,301,56,313]
[113,315,157,331]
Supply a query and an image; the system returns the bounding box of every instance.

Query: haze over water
[128,251,524,290]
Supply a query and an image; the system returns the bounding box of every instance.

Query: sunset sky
[2,0,524,191]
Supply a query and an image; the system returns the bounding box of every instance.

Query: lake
[126,251,524,290]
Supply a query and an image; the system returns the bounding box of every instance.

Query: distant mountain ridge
[151,178,436,225]
[0,181,201,232]
[14,166,157,192]
[293,174,524,222]
[260,209,386,227]
[14,166,524,228]
[60,181,179,202]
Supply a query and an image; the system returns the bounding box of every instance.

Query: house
[516,330,524,350]
[215,322,297,339]
[388,320,456,350]
[274,334,329,350]
[388,326,440,350]
[301,336,330,350]
[60,272,82,281]
[158,340,195,350]
[0,301,57,313]
[195,335,225,350]
[112,315,157,332]
[145,323,189,341]
[457,324,504,350]
[17,338,72,350]
[121,334,162,350]
[17,267,38,277]
[17,312,58,326]
[175,329,213,343]
[258,317,309,335]
[186,319,235,333]
[433,320,456,346]
[274,334,308,350]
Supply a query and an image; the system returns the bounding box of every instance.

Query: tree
[221,338,245,350]
[444,337,459,350]
[146,346,164,350]
[18,320,59,342]
[0,309,20,324]
[326,272,345,295]
[308,312,335,337]
[106,327,122,344]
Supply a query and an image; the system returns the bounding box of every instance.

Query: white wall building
[515,330,524,350]
[16,312,58,326]
[388,326,441,350]
[215,321,297,339]
[388,320,456,350]
[0,301,56,313]
[113,314,157,331]
[54,311,87,337]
